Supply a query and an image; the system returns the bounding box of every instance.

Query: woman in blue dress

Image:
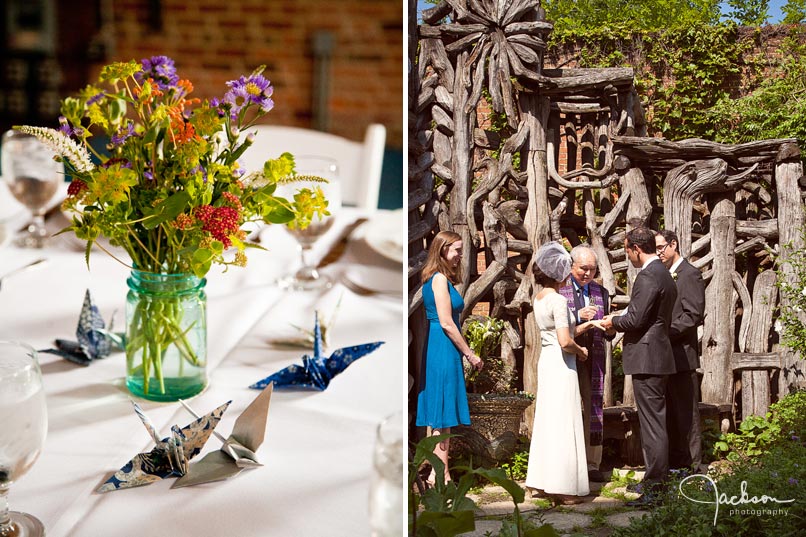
[416,231,483,485]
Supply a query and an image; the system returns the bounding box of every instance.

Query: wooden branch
[540,68,634,94]
[462,260,507,322]
[598,188,630,237]
[736,219,777,239]
[614,136,797,162]
[498,199,528,240]
[408,250,428,279]
[732,271,752,353]
[731,353,782,371]
[482,202,508,264]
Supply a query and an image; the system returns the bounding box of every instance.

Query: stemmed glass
[1,130,63,248]
[368,411,404,537]
[277,156,342,291]
[0,341,48,537]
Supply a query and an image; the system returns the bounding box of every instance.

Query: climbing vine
[546,22,762,141]
[709,27,806,147]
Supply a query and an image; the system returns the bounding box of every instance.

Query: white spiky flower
[14,126,95,174]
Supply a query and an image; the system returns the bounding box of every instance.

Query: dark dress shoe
[625,493,662,508]
[625,482,643,493]
[588,469,607,482]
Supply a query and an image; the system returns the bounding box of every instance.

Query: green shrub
[715,390,806,461]
[615,390,806,536]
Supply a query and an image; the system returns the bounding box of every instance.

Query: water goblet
[0,341,48,537]
[1,130,63,248]
[368,411,404,537]
[277,156,342,291]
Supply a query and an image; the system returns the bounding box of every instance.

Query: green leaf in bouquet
[192,248,214,278]
[142,191,191,229]
[261,198,295,224]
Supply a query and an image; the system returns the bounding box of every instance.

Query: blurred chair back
[239,124,386,210]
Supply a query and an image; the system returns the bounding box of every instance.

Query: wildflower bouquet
[18,56,325,274]
[17,56,328,400]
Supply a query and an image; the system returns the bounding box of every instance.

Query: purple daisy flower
[111,122,136,146]
[789,478,798,485]
[223,73,274,115]
[135,56,179,91]
[58,116,86,138]
[86,92,105,106]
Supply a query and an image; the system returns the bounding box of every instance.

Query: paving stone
[458,519,501,536]
[565,497,624,512]
[607,510,650,527]
[539,511,592,531]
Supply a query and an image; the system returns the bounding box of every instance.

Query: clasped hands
[580,310,616,336]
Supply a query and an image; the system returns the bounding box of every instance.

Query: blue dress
[416,273,471,429]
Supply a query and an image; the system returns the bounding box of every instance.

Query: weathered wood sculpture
[409,0,806,438]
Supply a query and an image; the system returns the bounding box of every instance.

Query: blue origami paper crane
[40,290,123,366]
[250,312,384,391]
[97,400,230,492]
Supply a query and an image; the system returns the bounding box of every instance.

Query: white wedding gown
[525,292,589,496]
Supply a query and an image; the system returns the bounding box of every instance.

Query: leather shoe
[588,469,607,482]
[625,493,661,508]
[625,482,643,493]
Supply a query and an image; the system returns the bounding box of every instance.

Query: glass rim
[0,339,40,379]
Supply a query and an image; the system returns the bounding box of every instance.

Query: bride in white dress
[525,242,600,504]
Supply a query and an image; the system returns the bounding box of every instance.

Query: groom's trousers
[632,373,669,488]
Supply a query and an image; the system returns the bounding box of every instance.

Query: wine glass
[0,341,48,537]
[277,156,342,291]
[368,411,404,537]
[1,130,63,248]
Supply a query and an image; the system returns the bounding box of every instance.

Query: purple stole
[559,280,606,446]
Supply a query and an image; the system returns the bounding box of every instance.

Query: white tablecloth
[0,209,405,536]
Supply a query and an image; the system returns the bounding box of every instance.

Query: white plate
[344,264,403,295]
[363,209,404,264]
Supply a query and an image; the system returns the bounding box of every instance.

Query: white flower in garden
[774,320,782,333]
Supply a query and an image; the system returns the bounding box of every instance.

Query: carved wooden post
[701,192,736,404]
[775,143,806,394]
[742,270,778,417]
[450,50,474,292]
[521,93,551,436]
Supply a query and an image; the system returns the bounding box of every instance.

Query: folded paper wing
[41,290,123,365]
[97,400,230,492]
[173,384,273,487]
[250,342,384,391]
[250,312,384,391]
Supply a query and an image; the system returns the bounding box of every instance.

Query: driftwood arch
[408,0,806,437]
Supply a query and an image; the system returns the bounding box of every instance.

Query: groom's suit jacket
[669,259,706,372]
[612,259,678,376]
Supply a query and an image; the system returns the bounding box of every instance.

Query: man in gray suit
[601,227,677,505]
[655,230,706,473]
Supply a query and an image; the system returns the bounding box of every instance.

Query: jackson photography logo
[679,474,796,526]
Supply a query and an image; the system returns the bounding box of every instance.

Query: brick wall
[93,0,403,148]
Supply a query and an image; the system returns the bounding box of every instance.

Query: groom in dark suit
[601,227,677,504]
[655,230,706,473]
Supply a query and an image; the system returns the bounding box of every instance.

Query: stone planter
[451,393,533,466]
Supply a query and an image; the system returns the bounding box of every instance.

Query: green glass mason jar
[125,270,207,401]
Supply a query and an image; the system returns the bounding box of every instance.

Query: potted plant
[453,315,534,465]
